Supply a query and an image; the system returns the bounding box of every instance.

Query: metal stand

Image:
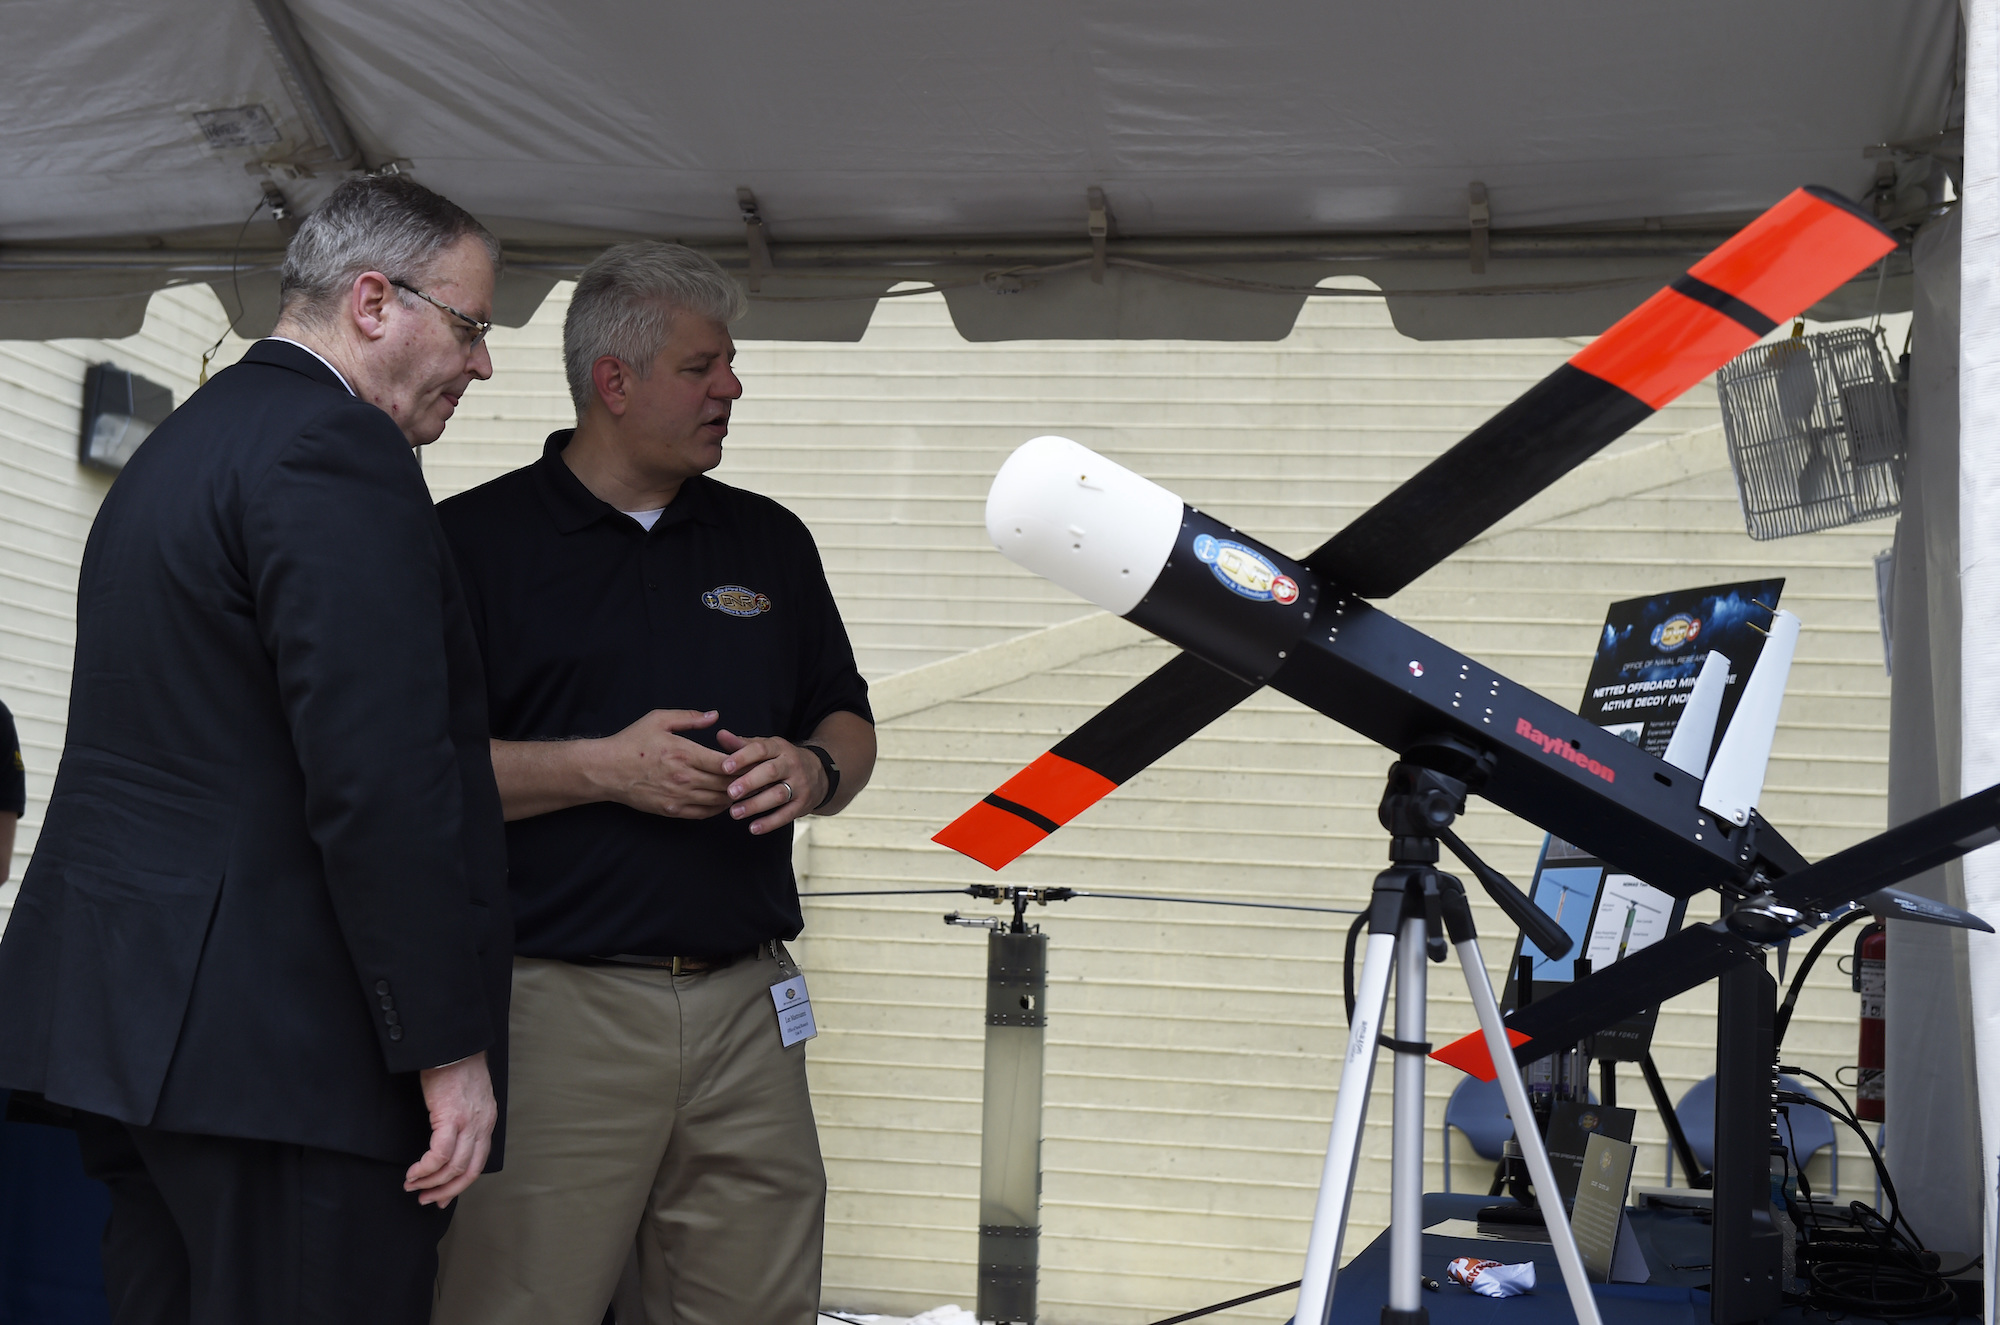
[1294,755,1604,1325]
[950,888,1051,1324]
[1710,962,1783,1324]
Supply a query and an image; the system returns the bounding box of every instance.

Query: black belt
[582,949,756,975]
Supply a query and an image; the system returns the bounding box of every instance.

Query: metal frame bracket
[1468,181,1490,274]
[1087,186,1112,284]
[737,187,772,292]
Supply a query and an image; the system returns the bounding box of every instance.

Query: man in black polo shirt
[432,242,875,1325]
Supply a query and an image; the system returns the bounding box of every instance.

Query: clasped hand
[596,709,820,832]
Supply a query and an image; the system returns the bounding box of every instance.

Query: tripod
[1293,749,1604,1325]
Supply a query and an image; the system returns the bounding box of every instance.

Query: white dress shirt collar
[266,336,357,397]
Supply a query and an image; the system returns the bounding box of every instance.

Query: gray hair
[563,242,746,415]
[279,176,500,326]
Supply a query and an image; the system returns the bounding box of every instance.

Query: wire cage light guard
[1715,326,1906,541]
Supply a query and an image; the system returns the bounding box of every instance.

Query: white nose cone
[986,436,1184,617]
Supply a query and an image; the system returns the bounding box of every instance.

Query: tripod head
[1377,737,1574,960]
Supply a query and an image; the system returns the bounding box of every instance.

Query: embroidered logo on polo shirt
[703,585,772,617]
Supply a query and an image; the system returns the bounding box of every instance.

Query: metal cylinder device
[978,929,1048,1324]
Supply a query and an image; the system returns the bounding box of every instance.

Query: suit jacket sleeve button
[388,1026,404,1042]
[385,1011,400,1026]
[380,995,394,1010]
[374,981,391,996]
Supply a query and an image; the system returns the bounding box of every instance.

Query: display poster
[1578,578,1786,763]
[1502,581,1785,1058]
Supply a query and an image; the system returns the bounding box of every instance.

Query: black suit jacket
[0,340,511,1166]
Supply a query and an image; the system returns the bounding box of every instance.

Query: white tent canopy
[2,1,1961,340]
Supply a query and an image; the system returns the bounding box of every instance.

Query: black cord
[1777,1091,1907,1247]
[199,197,269,384]
[1773,907,1869,1051]
[1140,1279,1302,1325]
[1772,1087,1967,1322]
[1778,1063,1915,1249]
[1343,911,1369,1024]
[1802,1202,1961,1319]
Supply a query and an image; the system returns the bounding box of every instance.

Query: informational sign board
[1545,1101,1637,1208]
[1572,1133,1648,1283]
[1502,580,1785,1059]
[1577,578,1786,764]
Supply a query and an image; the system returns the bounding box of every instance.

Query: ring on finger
[780,781,795,803]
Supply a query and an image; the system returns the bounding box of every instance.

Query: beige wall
[0,288,250,905]
[0,284,1895,1322]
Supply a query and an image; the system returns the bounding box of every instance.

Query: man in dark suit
[0,176,513,1325]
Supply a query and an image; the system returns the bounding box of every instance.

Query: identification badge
[770,974,818,1047]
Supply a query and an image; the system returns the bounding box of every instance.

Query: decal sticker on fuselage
[1192,534,1294,603]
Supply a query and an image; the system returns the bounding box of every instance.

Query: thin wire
[1869,254,1891,333]
[797,888,975,898]
[797,886,1360,916]
[1072,888,1360,915]
[199,197,268,384]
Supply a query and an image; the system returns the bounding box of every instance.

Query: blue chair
[1664,1074,1839,1195]
[1441,1076,1513,1194]
[0,1092,113,1324]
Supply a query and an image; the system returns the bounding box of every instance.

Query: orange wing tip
[1569,188,1897,412]
[996,752,1119,824]
[1689,186,1898,323]
[933,802,1049,871]
[1429,1027,1530,1082]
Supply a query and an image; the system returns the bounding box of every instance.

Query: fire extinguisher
[1853,921,1886,1122]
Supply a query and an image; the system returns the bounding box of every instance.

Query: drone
[930,187,1996,1324]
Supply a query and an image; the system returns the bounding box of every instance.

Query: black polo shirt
[436,431,871,960]
[0,700,22,817]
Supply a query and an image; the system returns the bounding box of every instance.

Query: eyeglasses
[390,278,492,349]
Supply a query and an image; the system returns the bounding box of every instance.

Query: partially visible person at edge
[0,697,21,881]
[431,241,876,1325]
[0,176,512,1325]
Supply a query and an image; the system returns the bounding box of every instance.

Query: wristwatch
[801,743,840,810]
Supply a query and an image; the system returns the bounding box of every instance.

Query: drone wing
[1434,785,2000,1078]
[935,188,1895,870]
[932,652,1255,868]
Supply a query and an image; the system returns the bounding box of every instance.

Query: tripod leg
[1455,938,1605,1325]
[1294,928,1397,1325]
[1387,914,1429,1319]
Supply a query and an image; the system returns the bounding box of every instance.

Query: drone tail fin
[1429,1026,1529,1082]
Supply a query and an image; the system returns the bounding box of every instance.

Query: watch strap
[802,743,840,810]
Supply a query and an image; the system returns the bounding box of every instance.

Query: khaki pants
[432,949,825,1325]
